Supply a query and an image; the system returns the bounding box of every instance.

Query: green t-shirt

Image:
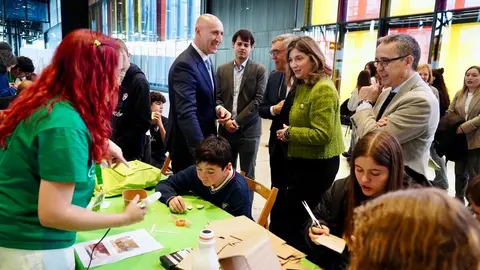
[0,100,95,250]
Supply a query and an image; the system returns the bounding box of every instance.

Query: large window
[312,0,339,25]
[339,27,378,102]
[439,20,480,96]
[389,0,436,17]
[308,0,478,102]
[346,0,381,21]
[90,0,201,90]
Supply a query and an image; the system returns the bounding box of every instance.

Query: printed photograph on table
[111,236,140,253]
[85,242,111,260]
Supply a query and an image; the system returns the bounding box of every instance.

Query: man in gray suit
[353,34,439,177]
[216,29,266,180]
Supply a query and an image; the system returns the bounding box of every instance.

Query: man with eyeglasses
[352,33,439,178]
[259,33,296,239]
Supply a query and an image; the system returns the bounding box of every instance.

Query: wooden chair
[240,171,278,229]
[160,154,173,176]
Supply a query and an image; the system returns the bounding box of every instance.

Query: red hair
[0,29,120,162]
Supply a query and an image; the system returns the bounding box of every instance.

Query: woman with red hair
[0,29,146,269]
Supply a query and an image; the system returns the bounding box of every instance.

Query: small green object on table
[75,191,320,269]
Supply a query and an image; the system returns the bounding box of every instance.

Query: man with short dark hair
[353,33,439,177]
[155,136,252,218]
[111,39,152,162]
[216,29,266,181]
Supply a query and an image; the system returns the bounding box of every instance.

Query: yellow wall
[389,0,435,16]
[312,0,338,25]
[339,30,378,102]
[439,23,480,98]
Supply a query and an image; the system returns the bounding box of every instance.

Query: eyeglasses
[269,49,282,57]
[374,55,409,67]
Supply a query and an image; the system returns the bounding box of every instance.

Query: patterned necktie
[204,59,214,88]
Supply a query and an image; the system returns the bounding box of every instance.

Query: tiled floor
[249,119,458,220]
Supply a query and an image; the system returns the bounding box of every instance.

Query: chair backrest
[161,154,172,176]
[240,171,278,229]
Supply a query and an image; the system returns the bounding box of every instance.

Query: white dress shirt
[232,58,248,119]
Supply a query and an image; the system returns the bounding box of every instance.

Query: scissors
[302,200,323,229]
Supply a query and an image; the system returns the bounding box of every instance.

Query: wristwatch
[284,127,292,141]
[358,100,373,107]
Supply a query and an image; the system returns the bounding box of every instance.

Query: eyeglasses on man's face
[374,55,409,68]
[269,49,283,57]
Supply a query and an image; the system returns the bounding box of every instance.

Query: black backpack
[340,98,354,126]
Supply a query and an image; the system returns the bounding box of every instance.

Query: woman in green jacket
[276,35,344,250]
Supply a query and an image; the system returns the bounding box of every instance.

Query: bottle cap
[199,229,214,241]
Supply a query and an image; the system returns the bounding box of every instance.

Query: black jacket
[259,70,288,156]
[434,112,468,162]
[111,63,151,161]
[303,169,430,270]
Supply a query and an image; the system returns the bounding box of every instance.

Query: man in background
[258,33,296,239]
[111,39,152,162]
[353,34,439,178]
[166,14,231,173]
[216,29,266,182]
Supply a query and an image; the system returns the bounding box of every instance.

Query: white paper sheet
[74,229,163,268]
[313,234,346,254]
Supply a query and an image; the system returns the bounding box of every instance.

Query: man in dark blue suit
[166,14,231,173]
[258,33,296,240]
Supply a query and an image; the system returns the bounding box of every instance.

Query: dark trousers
[171,150,194,174]
[268,140,293,241]
[282,156,340,251]
[455,148,480,201]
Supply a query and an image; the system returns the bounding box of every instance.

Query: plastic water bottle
[191,229,220,270]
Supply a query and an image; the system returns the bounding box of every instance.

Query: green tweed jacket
[288,78,345,159]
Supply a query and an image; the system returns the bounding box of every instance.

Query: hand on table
[122,195,147,225]
[309,225,330,245]
[169,196,186,213]
[106,139,129,168]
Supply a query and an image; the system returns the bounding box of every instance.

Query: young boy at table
[155,135,252,219]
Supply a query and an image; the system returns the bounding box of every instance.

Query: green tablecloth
[75,193,320,269]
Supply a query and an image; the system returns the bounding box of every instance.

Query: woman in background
[432,68,451,118]
[447,66,480,203]
[276,36,344,250]
[418,64,439,99]
[305,130,425,270]
[364,61,378,85]
[0,29,145,269]
[417,63,448,190]
[343,70,372,159]
[349,188,480,270]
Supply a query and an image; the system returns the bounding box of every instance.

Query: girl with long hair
[305,130,425,270]
[0,29,145,269]
[350,188,480,270]
[275,36,344,249]
[447,66,480,203]
[417,63,449,190]
[432,67,451,118]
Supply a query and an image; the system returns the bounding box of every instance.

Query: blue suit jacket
[166,45,217,163]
